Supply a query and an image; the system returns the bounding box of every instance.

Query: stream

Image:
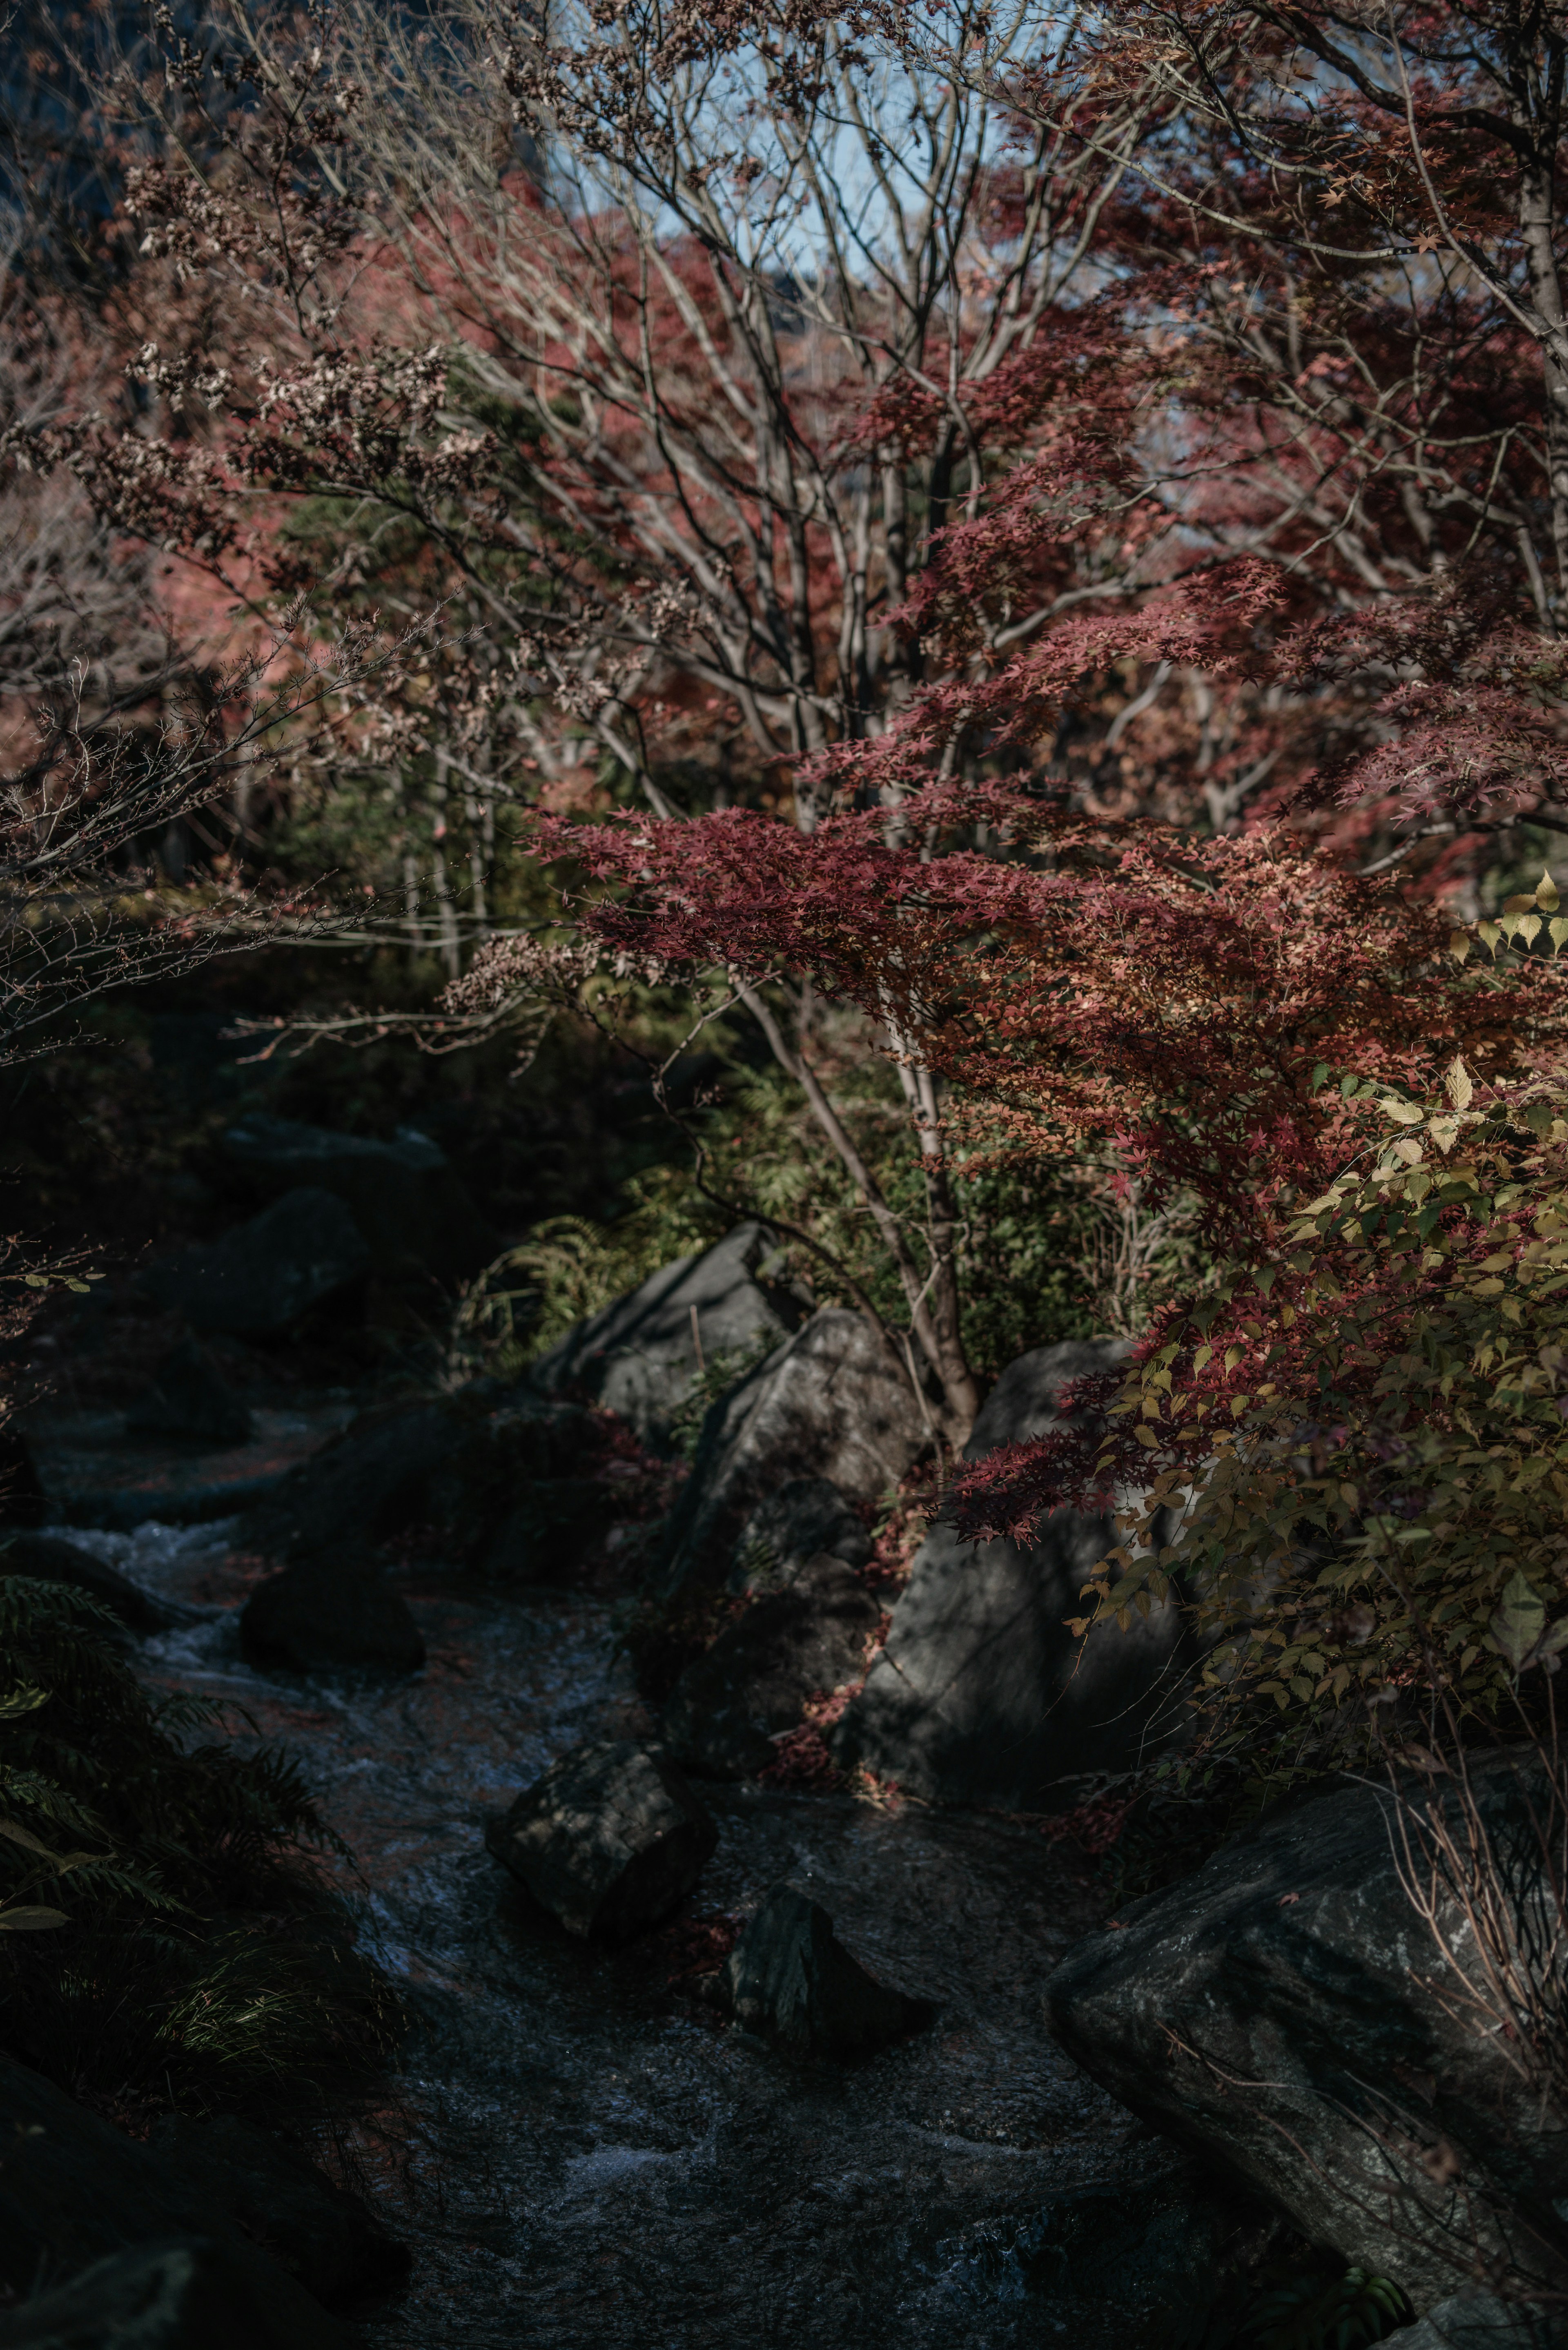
[57,1514,1218,2350]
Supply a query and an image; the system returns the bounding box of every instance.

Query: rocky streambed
[58,1515,1238,2350]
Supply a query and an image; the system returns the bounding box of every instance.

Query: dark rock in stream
[832,1338,1198,1806]
[125,1338,253,1447]
[140,1188,371,1338]
[241,1556,426,1674]
[712,1881,936,2055]
[664,1554,883,1778]
[730,1476,870,1591]
[659,1308,928,1593]
[487,1739,718,1937]
[0,1531,189,1633]
[0,2238,354,2350]
[0,2056,351,2342]
[1045,1751,1568,2313]
[147,2114,410,2305]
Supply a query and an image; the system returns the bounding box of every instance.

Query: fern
[1243,2266,1411,2350]
[0,1576,399,2122]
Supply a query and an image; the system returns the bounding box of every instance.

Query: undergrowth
[0,1576,400,2127]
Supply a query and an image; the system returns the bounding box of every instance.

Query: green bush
[0,1577,399,2123]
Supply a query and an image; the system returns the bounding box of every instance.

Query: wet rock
[0,2056,347,2340]
[659,1309,927,1594]
[224,1114,498,1285]
[1392,2296,1557,2348]
[832,1339,1196,1806]
[125,1339,253,1448]
[0,2238,355,2349]
[664,1556,883,1778]
[1045,1752,1568,2312]
[240,1556,426,1675]
[712,1883,935,2055]
[147,2115,409,2307]
[0,1533,189,1634]
[486,1739,717,1938]
[530,1221,806,1443]
[140,1188,371,1339]
[730,1476,869,1592]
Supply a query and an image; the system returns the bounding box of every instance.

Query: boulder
[658,1309,927,1594]
[711,1883,935,2055]
[125,1340,253,1448]
[0,1536,189,1634]
[663,1555,883,1778]
[730,1477,870,1593]
[146,2115,408,2307]
[0,2238,354,2349]
[223,1114,498,1284]
[486,1739,717,1938]
[530,1222,805,1443]
[0,2056,350,2340]
[831,1339,1195,1807]
[140,1190,370,1340]
[240,1557,426,1675]
[241,1400,457,1561]
[241,1393,597,1577]
[1045,1755,1568,2314]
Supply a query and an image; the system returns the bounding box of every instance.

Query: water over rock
[831,1339,1195,1806]
[530,1221,805,1444]
[140,1188,371,1340]
[0,1532,189,1634]
[659,1309,927,1594]
[713,1882,935,2056]
[487,1739,718,1938]
[664,1554,883,1779]
[1045,1754,1568,2312]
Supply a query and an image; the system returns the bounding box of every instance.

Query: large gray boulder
[487,1739,718,1938]
[530,1222,804,1443]
[658,1308,927,1594]
[663,1554,884,1778]
[224,1114,499,1283]
[830,1338,1194,1806]
[1045,1755,1568,2314]
[140,1189,370,1338]
[0,2056,351,2339]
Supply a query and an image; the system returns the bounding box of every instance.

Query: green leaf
[1490,1570,1546,1671]
[0,1907,69,1932]
[1310,1061,1331,1093]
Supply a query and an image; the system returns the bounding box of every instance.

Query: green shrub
[0,1578,399,2123]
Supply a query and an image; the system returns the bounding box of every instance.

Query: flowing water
[60,1517,1216,2349]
